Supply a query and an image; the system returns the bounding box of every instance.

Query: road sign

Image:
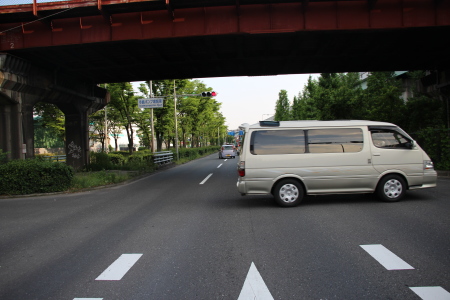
[138,98,164,108]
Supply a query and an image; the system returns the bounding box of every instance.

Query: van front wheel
[377,175,406,202]
[273,179,304,207]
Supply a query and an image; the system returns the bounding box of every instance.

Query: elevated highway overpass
[1,0,450,169]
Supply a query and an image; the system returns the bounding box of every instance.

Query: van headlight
[424,160,434,170]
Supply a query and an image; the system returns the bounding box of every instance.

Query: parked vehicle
[237,120,437,207]
[219,144,236,159]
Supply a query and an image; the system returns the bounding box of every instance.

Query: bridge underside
[6,27,450,84]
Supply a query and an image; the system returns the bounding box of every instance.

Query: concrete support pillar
[64,110,89,170]
[0,101,23,160]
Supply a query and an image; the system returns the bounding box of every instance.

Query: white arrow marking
[96,253,142,280]
[410,287,450,300]
[238,262,274,300]
[360,244,414,270]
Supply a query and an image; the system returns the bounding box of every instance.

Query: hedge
[0,159,74,195]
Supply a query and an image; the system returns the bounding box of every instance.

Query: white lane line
[200,173,213,185]
[360,244,414,270]
[96,253,143,281]
[224,159,228,161]
[410,286,450,300]
[217,164,223,168]
[238,262,274,300]
[74,298,103,300]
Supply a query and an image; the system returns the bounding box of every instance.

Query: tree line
[34,79,230,154]
[274,71,450,169]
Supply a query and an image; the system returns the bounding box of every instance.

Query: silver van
[236,120,437,207]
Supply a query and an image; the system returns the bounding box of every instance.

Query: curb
[437,170,450,177]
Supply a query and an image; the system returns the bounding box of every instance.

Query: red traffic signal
[201,91,217,97]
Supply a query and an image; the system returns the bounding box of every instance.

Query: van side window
[370,129,412,149]
[251,130,305,155]
[308,129,364,153]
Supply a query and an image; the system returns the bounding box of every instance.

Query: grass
[70,170,133,191]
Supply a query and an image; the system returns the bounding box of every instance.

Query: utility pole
[173,80,179,161]
[149,80,155,153]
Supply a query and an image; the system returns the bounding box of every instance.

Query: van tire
[273,179,304,207]
[377,175,406,202]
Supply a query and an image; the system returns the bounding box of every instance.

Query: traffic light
[201,91,217,97]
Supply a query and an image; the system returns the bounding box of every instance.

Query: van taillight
[238,161,245,177]
[221,147,224,151]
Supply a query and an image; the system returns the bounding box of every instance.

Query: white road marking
[74,298,103,300]
[360,244,414,270]
[410,287,450,300]
[217,164,223,168]
[95,254,143,281]
[238,262,274,300]
[200,173,213,185]
[224,159,228,161]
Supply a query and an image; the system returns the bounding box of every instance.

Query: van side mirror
[405,140,415,149]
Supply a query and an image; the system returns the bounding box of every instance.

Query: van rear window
[250,128,363,155]
[251,130,305,155]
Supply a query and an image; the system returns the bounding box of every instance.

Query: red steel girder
[1,1,450,51]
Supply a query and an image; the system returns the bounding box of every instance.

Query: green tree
[107,82,139,154]
[33,102,65,148]
[274,90,291,121]
[364,71,405,125]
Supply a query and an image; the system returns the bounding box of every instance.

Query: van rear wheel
[377,175,406,202]
[273,179,304,207]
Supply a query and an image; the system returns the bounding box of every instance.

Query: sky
[133,74,319,131]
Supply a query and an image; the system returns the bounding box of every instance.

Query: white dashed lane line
[360,244,414,270]
[217,164,223,168]
[410,286,450,300]
[361,244,450,299]
[200,173,213,185]
[95,253,143,281]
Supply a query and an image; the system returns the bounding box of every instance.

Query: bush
[0,149,8,165]
[411,126,450,170]
[0,159,74,195]
[108,153,125,165]
[89,152,112,171]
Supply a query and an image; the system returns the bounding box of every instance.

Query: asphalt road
[0,154,449,300]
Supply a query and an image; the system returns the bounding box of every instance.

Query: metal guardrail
[42,155,66,162]
[153,151,173,165]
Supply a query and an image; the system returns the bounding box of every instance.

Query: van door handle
[373,153,381,156]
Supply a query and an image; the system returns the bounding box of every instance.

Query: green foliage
[410,127,450,170]
[274,90,291,121]
[276,71,450,170]
[0,149,8,165]
[71,170,130,190]
[89,152,112,171]
[33,103,65,146]
[108,153,125,165]
[0,159,74,195]
[88,151,156,172]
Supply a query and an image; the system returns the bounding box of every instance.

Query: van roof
[240,120,397,130]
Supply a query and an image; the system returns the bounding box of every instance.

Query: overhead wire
[0,6,75,34]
